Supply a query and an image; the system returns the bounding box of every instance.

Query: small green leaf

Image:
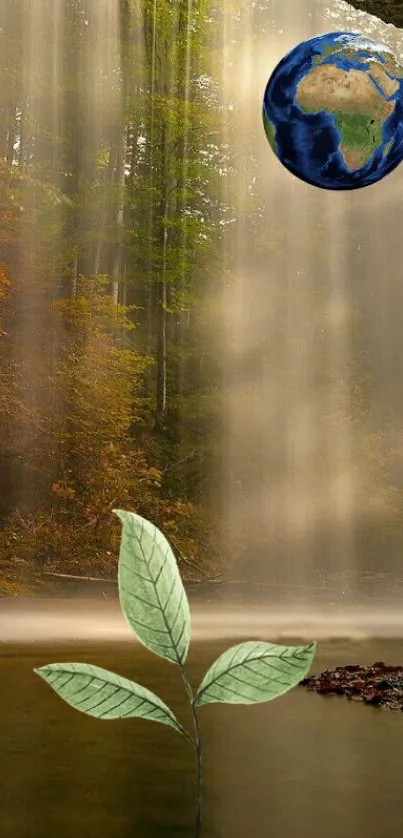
[34,662,186,735]
[194,641,316,706]
[114,510,191,665]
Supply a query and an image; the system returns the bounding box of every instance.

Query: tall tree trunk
[155,186,169,433]
[111,124,127,306]
[147,0,158,348]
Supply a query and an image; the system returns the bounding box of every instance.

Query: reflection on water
[2,607,403,837]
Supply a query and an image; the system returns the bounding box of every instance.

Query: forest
[1,0,403,595]
[0,0,248,593]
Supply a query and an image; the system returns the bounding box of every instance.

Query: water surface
[2,601,403,838]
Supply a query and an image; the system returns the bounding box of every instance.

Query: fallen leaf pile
[300,662,403,710]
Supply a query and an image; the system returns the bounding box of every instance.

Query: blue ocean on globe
[262,31,403,190]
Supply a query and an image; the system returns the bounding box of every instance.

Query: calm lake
[2,600,403,838]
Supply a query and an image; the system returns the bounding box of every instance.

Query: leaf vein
[120,562,153,584]
[51,672,76,690]
[98,692,133,718]
[79,685,122,714]
[120,586,162,612]
[207,681,252,701]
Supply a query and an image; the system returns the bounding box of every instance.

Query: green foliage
[35,512,316,835]
[115,509,191,664]
[35,662,188,735]
[194,641,316,706]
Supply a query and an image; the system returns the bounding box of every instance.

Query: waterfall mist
[218,0,403,591]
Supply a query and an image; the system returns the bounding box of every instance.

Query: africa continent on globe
[262,31,403,190]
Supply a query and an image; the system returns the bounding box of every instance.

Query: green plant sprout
[34,510,316,836]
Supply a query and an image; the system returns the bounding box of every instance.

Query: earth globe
[262,31,403,190]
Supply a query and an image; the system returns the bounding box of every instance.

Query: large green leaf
[34,662,187,735]
[114,510,191,665]
[194,641,316,706]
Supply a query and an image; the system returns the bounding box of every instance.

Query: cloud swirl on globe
[262,31,403,190]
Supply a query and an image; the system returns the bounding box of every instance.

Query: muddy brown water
[2,600,403,838]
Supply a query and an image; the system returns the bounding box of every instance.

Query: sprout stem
[180,666,203,838]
